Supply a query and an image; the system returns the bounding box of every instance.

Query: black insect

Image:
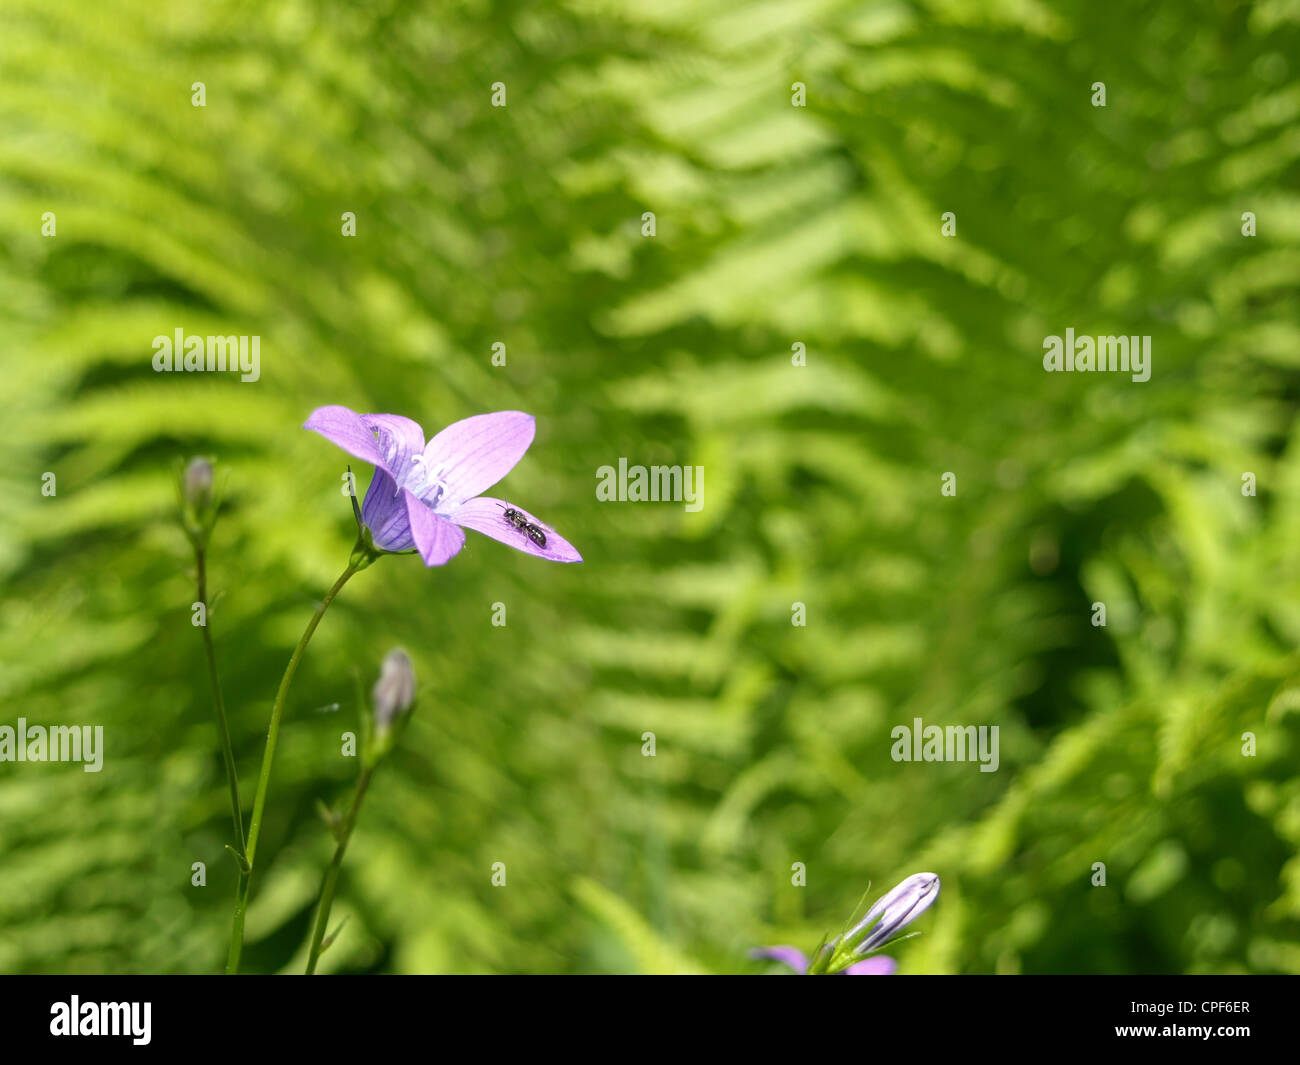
[498,504,547,547]
[498,504,529,531]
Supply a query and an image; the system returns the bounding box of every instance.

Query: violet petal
[841,955,897,975]
[450,496,582,563]
[304,405,394,474]
[421,411,535,509]
[405,491,466,566]
[362,412,426,474]
[361,468,415,552]
[749,946,809,973]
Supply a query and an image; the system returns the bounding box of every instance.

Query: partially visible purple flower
[842,955,897,975]
[750,946,810,972]
[848,872,940,955]
[304,405,581,566]
[750,946,897,976]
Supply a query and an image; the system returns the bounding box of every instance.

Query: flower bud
[372,649,416,732]
[849,872,940,955]
[183,456,214,510]
[179,456,219,546]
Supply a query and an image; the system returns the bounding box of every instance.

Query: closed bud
[372,649,416,732]
[179,456,218,545]
[849,872,940,955]
[184,457,214,510]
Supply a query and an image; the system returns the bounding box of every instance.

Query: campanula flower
[749,946,897,975]
[304,406,582,566]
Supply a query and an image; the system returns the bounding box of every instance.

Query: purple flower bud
[372,649,415,731]
[183,456,214,509]
[849,872,940,954]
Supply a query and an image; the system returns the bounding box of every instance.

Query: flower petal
[361,469,415,552]
[304,405,393,473]
[362,413,426,475]
[405,490,466,566]
[749,946,808,974]
[841,955,897,975]
[421,411,535,509]
[449,497,582,563]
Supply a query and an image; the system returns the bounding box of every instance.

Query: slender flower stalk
[305,649,416,974]
[178,457,248,906]
[226,540,379,974]
[194,545,244,855]
[304,767,373,975]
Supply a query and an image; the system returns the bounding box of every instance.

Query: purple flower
[750,946,897,976]
[304,405,582,567]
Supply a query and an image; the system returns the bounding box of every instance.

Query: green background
[2,0,1299,974]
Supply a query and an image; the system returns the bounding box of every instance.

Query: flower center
[399,454,448,509]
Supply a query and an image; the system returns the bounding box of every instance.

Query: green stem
[304,767,374,974]
[195,546,246,857]
[227,868,250,975]
[226,555,365,974]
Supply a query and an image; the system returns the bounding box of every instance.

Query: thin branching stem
[194,546,246,858]
[226,558,364,974]
[304,767,374,974]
